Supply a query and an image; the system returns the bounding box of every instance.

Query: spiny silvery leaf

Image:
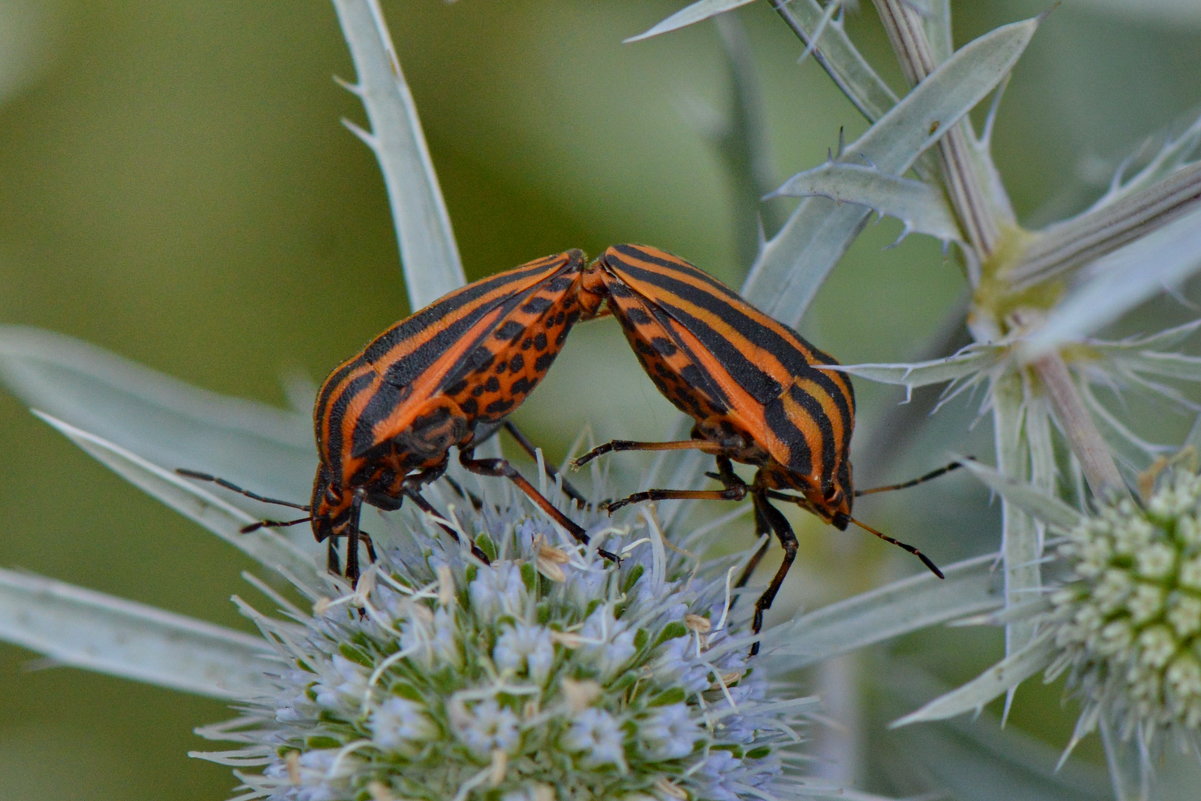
[33,411,322,586]
[1081,385,1175,464]
[893,633,1056,726]
[1091,319,1201,353]
[990,371,1046,658]
[626,0,755,42]
[333,0,463,305]
[1013,161,1201,289]
[772,0,898,125]
[0,568,272,700]
[962,458,1084,531]
[1106,350,1201,384]
[886,667,1111,801]
[1090,110,1201,207]
[0,325,312,501]
[632,0,899,124]
[765,553,1003,668]
[771,161,964,243]
[832,345,1002,389]
[745,16,1039,324]
[1017,206,1201,360]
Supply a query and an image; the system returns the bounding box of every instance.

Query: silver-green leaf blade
[627,0,754,42]
[766,553,1004,668]
[893,633,1055,726]
[333,0,464,306]
[772,162,964,243]
[0,325,312,502]
[0,568,273,700]
[35,412,322,588]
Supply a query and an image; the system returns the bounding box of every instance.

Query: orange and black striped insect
[576,244,952,648]
[184,250,608,584]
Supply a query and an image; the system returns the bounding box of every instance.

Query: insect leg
[402,483,491,564]
[711,458,770,596]
[747,491,799,656]
[342,488,367,584]
[572,438,724,469]
[601,451,750,513]
[441,474,484,510]
[734,528,772,593]
[458,449,619,563]
[762,488,944,578]
[604,485,746,513]
[499,420,590,507]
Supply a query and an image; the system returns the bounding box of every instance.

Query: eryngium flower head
[198,484,808,801]
[1047,458,1201,753]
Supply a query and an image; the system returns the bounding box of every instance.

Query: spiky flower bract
[1048,455,1201,755]
[198,480,809,801]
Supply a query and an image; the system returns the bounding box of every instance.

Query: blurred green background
[2,1,1200,799]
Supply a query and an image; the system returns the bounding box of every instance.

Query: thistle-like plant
[3,2,1201,801]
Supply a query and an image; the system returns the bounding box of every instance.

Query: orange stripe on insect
[182,250,612,586]
[576,244,956,654]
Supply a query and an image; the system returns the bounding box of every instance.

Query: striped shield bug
[576,244,954,649]
[184,249,609,584]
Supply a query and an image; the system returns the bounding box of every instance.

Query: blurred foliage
[2,1,1200,799]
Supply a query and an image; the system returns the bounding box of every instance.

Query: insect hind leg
[745,492,799,656]
[459,449,619,564]
[402,482,490,565]
[499,420,590,507]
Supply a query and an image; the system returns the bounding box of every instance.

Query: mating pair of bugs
[183,243,953,642]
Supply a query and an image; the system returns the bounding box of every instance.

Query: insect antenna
[846,514,944,579]
[853,459,967,497]
[176,468,310,509]
[240,516,313,534]
[176,469,314,534]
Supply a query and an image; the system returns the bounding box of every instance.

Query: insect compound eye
[822,482,849,515]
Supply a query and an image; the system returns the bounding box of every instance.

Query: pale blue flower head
[197,480,809,801]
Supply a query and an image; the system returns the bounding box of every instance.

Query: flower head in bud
[1047,456,1201,754]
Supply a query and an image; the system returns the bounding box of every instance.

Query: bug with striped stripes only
[184,249,608,584]
[575,243,951,649]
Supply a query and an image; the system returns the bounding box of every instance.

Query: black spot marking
[521,296,554,315]
[494,320,524,341]
[469,347,494,372]
[485,398,515,416]
[651,337,678,357]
